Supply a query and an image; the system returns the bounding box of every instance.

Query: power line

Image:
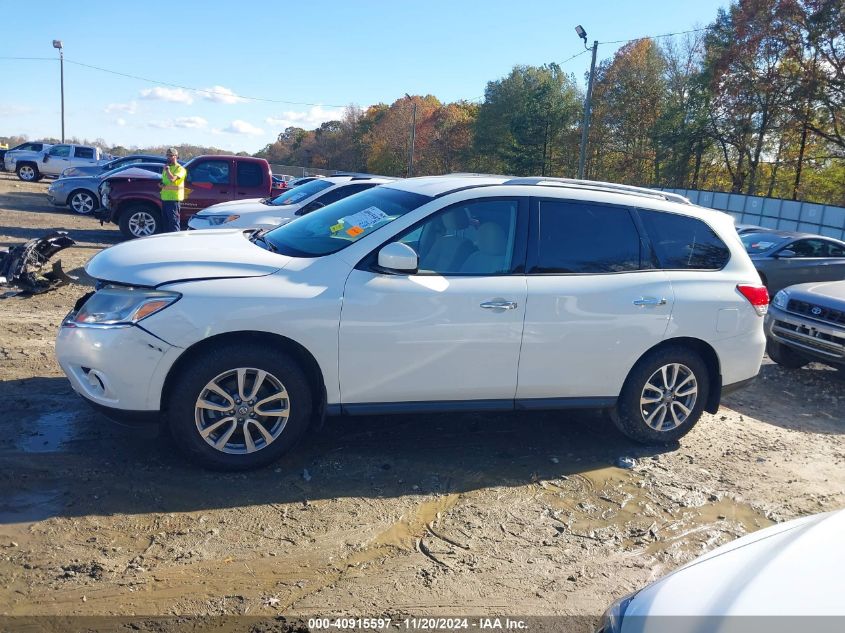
[599,26,711,46]
[560,49,591,65]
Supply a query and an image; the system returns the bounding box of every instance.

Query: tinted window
[534,201,643,274]
[639,209,730,270]
[74,147,95,159]
[48,145,71,158]
[188,160,230,184]
[789,238,845,258]
[237,161,263,188]
[270,178,333,206]
[317,183,376,205]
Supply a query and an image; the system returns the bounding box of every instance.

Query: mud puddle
[16,410,80,453]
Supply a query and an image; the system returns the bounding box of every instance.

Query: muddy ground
[1,170,844,624]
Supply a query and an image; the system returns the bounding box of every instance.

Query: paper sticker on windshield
[284,192,307,204]
[340,206,388,230]
[346,226,364,237]
[330,222,344,233]
[752,241,774,249]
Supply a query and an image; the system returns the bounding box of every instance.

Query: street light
[52,39,65,143]
[575,25,598,180]
[404,93,417,178]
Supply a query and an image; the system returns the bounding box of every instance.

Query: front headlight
[204,214,240,225]
[70,286,180,327]
[596,592,636,633]
[771,290,789,310]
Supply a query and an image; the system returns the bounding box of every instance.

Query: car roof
[743,230,836,241]
[113,154,164,161]
[322,175,396,185]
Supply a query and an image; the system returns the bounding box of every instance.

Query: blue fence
[660,188,845,240]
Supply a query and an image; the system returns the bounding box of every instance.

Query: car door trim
[336,397,616,415]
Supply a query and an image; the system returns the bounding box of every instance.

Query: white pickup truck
[9,143,107,182]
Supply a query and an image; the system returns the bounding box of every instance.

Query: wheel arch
[161,330,327,418]
[630,337,722,414]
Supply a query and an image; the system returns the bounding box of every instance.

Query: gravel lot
[1,170,844,624]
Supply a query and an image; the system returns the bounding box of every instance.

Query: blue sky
[1,1,729,153]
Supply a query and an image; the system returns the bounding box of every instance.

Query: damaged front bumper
[0,231,76,295]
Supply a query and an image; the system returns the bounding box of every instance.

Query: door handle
[633,297,667,307]
[480,299,518,311]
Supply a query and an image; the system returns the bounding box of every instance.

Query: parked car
[287,176,324,187]
[60,154,167,179]
[187,176,395,230]
[765,279,845,370]
[1,141,52,171]
[98,155,276,239]
[9,143,107,182]
[735,223,771,235]
[742,230,845,294]
[47,163,167,215]
[57,175,767,470]
[596,509,844,632]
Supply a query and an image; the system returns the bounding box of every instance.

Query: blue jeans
[162,200,181,232]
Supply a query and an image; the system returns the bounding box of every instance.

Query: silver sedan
[47,163,164,215]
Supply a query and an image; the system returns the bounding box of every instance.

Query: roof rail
[502,177,692,205]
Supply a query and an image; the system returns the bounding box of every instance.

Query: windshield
[269,178,333,206]
[264,187,432,257]
[741,233,788,254]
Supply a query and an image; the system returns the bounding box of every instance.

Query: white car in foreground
[597,509,845,632]
[56,175,767,470]
[187,175,393,230]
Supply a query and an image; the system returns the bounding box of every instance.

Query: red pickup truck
[99,155,284,239]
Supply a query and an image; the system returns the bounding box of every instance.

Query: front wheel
[118,205,161,239]
[17,163,40,182]
[167,343,313,470]
[613,346,710,444]
[69,189,98,215]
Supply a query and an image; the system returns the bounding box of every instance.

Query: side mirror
[42,153,50,163]
[377,242,418,274]
[776,249,796,259]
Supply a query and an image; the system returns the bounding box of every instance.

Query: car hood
[779,279,845,303]
[198,198,277,214]
[624,509,844,622]
[50,175,100,188]
[103,166,161,181]
[85,229,291,287]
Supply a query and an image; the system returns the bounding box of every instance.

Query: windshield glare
[270,179,333,206]
[741,233,787,254]
[264,187,432,257]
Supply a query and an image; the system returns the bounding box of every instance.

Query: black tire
[766,339,808,369]
[167,343,313,470]
[612,346,710,444]
[16,162,40,182]
[118,204,162,239]
[68,189,98,215]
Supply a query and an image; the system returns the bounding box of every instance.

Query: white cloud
[201,85,246,104]
[148,116,208,129]
[140,87,194,104]
[220,120,264,135]
[265,105,342,129]
[116,118,127,127]
[104,101,137,115]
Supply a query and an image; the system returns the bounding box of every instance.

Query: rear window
[639,209,730,270]
[237,161,264,188]
[534,200,645,274]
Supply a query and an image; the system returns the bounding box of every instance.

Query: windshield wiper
[249,229,278,252]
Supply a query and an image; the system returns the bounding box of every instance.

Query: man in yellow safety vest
[160,147,187,232]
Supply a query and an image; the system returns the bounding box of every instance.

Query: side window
[396,199,520,275]
[534,201,643,274]
[48,145,71,158]
[824,241,845,257]
[188,160,230,185]
[317,183,375,205]
[74,147,95,159]
[237,161,263,188]
[639,209,730,270]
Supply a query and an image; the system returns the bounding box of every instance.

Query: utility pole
[575,26,597,180]
[405,93,417,178]
[52,40,65,142]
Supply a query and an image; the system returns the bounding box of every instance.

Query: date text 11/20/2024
[307,618,529,630]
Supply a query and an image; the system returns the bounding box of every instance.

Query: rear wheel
[766,339,808,369]
[613,346,710,444]
[167,343,313,470]
[69,189,98,215]
[17,163,40,182]
[118,204,161,239]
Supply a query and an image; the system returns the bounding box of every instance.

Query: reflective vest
[161,164,187,201]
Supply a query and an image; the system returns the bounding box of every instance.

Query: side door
[339,197,529,406]
[183,158,233,214]
[70,146,99,169]
[41,144,72,176]
[516,199,674,403]
[235,161,267,200]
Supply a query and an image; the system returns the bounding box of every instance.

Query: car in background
[287,175,323,187]
[47,162,166,215]
[742,230,845,294]
[765,279,845,370]
[596,509,844,632]
[60,154,168,178]
[57,175,766,470]
[1,141,52,171]
[735,223,771,235]
[187,175,394,230]
[9,143,107,182]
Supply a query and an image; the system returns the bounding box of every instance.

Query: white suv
[187,175,394,230]
[56,175,768,470]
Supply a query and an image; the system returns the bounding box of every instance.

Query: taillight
[737,284,769,316]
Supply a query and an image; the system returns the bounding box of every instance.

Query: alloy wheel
[127,211,157,237]
[71,192,96,214]
[18,166,35,181]
[639,363,698,431]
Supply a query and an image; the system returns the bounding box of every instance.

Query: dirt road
[1,171,844,623]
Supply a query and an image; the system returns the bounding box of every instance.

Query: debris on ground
[0,231,76,296]
[616,456,637,469]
